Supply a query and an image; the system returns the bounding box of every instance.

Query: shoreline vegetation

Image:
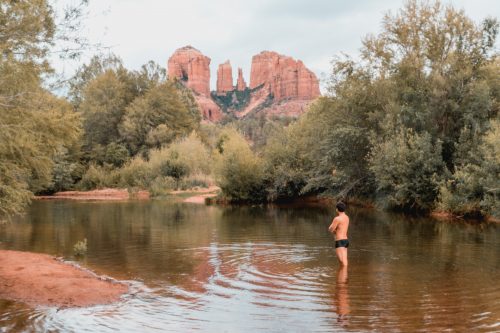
[34,187,499,223]
[1,0,498,223]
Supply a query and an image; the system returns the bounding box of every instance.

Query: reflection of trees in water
[217,205,333,245]
[1,202,499,330]
[0,201,223,284]
[332,209,500,331]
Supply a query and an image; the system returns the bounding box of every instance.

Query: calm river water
[0,200,499,332]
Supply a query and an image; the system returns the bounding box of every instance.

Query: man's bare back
[328,202,349,266]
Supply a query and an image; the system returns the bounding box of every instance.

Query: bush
[118,157,154,188]
[263,127,307,200]
[158,160,188,180]
[439,120,500,218]
[178,173,211,190]
[78,164,120,190]
[214,128,266,202]
[73,238,88,256]
[149,132,211,175]
[104,142,129,167]
[369,129,445,211]
[51,147,81,192]
[149,176,177,197]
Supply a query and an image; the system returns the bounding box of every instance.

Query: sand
[0,250,128,307]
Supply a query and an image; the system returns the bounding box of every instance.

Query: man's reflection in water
[335,265,350,325]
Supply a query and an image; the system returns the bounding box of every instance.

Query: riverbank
[35,187,221,204]
[430,210,500,223]
[176,186,220,204]
[34,188,497,223]
[35,188,150,201]
[0,250,128,307]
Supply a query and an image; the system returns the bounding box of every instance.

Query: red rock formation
[236,68,247,91]
[249,51,320,102]
[167,46,320,121]
[167,46,211,96]
[216,61,233,95]
[195,95,223,122]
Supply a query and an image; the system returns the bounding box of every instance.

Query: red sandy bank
[0,250,127,307]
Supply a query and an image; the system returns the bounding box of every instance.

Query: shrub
[214,129,266,202]
[438,120,500,218]
[78,164,120,190]
[73,238,88,256]
[104,142,130,167]
[149,176,177,197]
[369,129,445,211]
[178,173,211,190]
[118,157,154,188]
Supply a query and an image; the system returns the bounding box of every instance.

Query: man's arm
[328,217,339,233]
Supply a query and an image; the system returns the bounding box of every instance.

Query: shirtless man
[328,202,349,266]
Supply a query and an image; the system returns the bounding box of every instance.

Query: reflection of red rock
[216,61,233,95]
[249,51,320,102]
[179,248,214,294]
[250,246,302,292]
[167,45,211,96]
[236,68,247,91]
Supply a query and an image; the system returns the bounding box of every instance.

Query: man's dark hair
[336,202,346,212]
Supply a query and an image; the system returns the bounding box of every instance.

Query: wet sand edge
[0,250,128,308]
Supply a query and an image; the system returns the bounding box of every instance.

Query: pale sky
[53,0,499,91]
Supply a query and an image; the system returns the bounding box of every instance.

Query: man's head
[336,201,346,212]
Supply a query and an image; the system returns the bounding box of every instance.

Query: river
[0,200,499,332]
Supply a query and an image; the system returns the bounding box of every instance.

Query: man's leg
[335,247,346,265]
[342,248,348,266]
[336,247,348,266]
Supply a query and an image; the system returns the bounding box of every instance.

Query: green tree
[214,129,266,202]
[369,129,445,211]
[266,0,498,212]
[79,70,130,149]
[119,81,200,154]
[263,126,307,200]
[68,53,126,107]
[439,119,500,218]
[0,0,86,218]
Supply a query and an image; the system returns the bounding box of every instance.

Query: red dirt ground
[0,250,128,307]
[35,188,150,201]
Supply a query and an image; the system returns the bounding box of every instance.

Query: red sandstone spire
[236,68,247,91]
[216,60,233,95]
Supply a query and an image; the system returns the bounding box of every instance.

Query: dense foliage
[255,0,499,217]
[1,0,498,220]
[0,0,83,218]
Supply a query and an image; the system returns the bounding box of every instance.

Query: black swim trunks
[335,239,349,248]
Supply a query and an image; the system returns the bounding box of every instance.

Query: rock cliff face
[167,46,320,121]
[236,68,247,91]
[167,46,223,120]
[249,51,320,102]
[216,61,233,95]
[167,46,211,96]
